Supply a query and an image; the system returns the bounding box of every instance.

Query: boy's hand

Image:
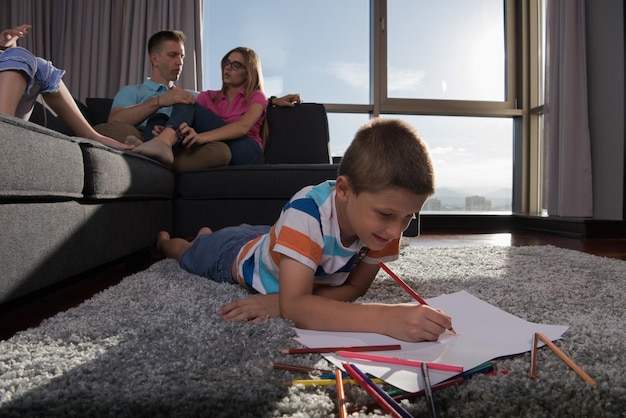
[382,304,452,342]
[219,294,279,323]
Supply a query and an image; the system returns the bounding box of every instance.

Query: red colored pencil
[378,261,457,335]
[280,344,401,354]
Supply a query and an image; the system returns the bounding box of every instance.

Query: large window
[203,0,526,214]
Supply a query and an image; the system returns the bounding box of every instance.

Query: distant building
[423,198,442,211]
[465,195,491,211]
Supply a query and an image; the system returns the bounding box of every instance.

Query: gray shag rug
[0,245,624,417]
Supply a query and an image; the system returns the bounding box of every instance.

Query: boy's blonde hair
[338,118,435,196]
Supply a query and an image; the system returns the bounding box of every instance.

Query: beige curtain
[543,0,593,217]
[0,0,203,102]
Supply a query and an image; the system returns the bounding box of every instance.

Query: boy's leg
[0,70,27,115]
[156,227,213,261]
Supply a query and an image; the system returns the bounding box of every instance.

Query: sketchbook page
[294,290,568,393]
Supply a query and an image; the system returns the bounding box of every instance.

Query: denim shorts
[0,47,65,118]
[179,224,271,284]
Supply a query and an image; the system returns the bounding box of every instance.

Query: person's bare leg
[133,128,178,167]
[0,70,27,116]
[156,227,213,261]
[42,81,134,151]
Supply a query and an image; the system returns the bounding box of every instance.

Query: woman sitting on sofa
[0,24,133,151]
[133,46,300,166]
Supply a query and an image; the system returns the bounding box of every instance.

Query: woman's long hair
[214,46,269,146]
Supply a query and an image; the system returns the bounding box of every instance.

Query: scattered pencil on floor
[529,332,596,386]
[280,344,401,354]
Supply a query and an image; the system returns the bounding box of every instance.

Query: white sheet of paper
[294,290,568,392]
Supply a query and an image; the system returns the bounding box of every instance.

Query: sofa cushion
[0,114,84,200]
[80,141,175,200]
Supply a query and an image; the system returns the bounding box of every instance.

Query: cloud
[329,61,369,88]
[328,62,426,94]
[388,67,426,93]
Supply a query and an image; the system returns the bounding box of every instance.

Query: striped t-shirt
[234,180,400,294]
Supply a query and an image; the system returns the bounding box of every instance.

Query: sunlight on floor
[408,233,513,247]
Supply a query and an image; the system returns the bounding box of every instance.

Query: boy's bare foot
[133,137,174,167]
[124,135,143,147]
[155,231,171,252]
[196,227,213,237]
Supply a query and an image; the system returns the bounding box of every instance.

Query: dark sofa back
[264,103,331,164]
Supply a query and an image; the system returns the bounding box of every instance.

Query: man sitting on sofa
[95,30,300,171]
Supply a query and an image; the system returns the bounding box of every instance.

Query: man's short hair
[338,118,435,197]
[148,30,186,54]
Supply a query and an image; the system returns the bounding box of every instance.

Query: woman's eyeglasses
[222,58,245,71]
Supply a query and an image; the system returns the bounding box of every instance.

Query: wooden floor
[1,232,624,341]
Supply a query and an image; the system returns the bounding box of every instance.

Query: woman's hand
[218,294,280,323]
[178,122,206,148]
[151,125,165,137]
[1,24,32,49]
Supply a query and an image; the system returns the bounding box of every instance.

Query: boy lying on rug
[156,118,453,342]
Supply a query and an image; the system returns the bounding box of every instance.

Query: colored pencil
[378,261,457,335]
[272,362,333,374]
[343,363,408,418]
[532,332,597,386]
[280,344,401,354]
[350,377,465,414]
[336,350,463,373]
[284,377,386,387]
[421,362,438,418]
[335,369,348,418]
[529,333,539,379]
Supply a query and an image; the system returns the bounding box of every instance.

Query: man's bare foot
[125,135,143,147]
[133,137,174,167]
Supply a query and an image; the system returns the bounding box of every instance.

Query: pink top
[196,89,267,147]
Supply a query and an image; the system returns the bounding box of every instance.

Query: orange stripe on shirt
[273,226,323,265]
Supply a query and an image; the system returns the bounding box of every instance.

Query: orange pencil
[531,332,596,386]
[379,261,457,335]
[335,369,348,418]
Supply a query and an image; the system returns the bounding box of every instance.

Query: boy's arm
[312,260,379,302]
[278,256,452,342]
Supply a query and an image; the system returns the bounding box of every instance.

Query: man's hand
[218,294,280,323]
[158,86,195,107]
[1,24,32,49]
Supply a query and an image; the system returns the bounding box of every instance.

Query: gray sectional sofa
[0,101,339,304]
[0,112,173,304]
